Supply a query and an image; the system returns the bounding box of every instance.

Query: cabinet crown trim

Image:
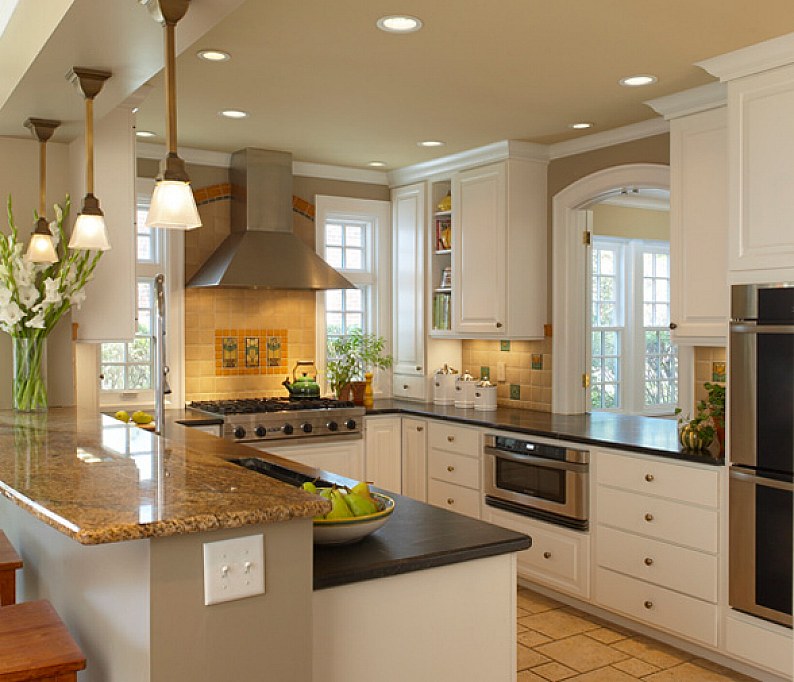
[645,83,726,120]
[697,31,794,82]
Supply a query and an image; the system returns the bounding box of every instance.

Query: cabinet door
[401,418,427,501]
[728,64,794,277]
[364,417,402,493]
[392,183,425,378]
[452,163,506,335]
[669,107,729,342]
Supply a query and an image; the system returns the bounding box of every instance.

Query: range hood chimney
[186,148,355,290]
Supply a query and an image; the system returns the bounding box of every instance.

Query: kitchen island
[0,408,529,682]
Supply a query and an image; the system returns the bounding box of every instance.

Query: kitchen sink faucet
[154,273,171,436]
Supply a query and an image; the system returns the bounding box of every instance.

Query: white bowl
[313,492,395,545]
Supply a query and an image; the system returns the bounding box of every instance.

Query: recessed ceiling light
[368,161,387,167]
[135,130,156,138]
[568,122,593,130]
[376,15,423,33]
[220,110,248,119]
[417,140,444,147]
[197,49,230,62]
[619,74,657,87]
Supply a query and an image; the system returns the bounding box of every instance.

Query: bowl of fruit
[302,481,395,545]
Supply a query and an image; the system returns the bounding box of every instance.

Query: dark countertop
[367,399,724,466]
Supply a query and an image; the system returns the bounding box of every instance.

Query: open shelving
[430,180,453,334]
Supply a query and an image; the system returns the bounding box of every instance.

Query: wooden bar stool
[0,531,22,606]
[0,600,86,681]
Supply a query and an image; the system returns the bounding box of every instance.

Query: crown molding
[387,139,549,187]
[292,160,388,185]
[136,142,231,167]
[697,31,794,82]
[644,82,726,120]
[547,118,669,160]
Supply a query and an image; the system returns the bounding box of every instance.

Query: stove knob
[345,419,357,430]
[301,422,313,434]
[282,424,294,436]
[233,426,247,439]
[255,426,267,438]
[327,421,339,432]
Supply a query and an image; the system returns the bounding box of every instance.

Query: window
[315,196,390,393]
[589,237,677,415]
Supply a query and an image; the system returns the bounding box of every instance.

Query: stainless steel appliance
[729,283,794,627]
[483,434,589,530]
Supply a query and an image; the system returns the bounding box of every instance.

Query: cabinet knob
[417,426,424,432]
[403,384,409,390]
[543,551,552,559]
[644,557,654,566]
[447,465,455,472]
[645,473,654,482]
[447,498,455,505]
[447,435,455,442]
[644,600,654,610]
[644,513,654,522]
[669,322,678,330]
[495,322,503,328]
[416,366,422,371]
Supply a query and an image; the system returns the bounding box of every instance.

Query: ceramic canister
[433,364,458,405]
[454,370,478,409]
[473,379,498,411]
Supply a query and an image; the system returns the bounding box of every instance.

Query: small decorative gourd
[679,423,713,451]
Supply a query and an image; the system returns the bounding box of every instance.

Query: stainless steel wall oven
[729,283,793,628]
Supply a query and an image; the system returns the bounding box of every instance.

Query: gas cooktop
[188,397,356,415]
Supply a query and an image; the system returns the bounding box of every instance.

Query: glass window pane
[101,365,125,390]
[138,281,152,309]
[345,247,363,270]
[603,332,618,356]
[137,235,152,262]
[643,278,654,302]
[655,303,669,326]
[326,224,343,246]
[591,331,602,356]
[326,312,343,336]
[326,289,343,312]
[600,251,614,275]
[326,246,343,269]
[128,337,150,362]
[643,303,654,327]
[127,365,151,390]
[645,331,659,354]
[346,224,363,247]
[591,387,602,409]
[643,252,653,274]
[659,330,672,354]
[604,358,618,382]
[645,357,660,379]
[591,358,602,380]
[599,277,614,302]
[598,303,615,326]
[101,343,125,363]
[345,313,362,331]
[656,253,669,277]
[603,384,617,408]
[137,310,152,337]
[345,288,362,311]
[655,279,669,302]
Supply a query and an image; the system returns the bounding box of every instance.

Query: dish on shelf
[313,491,395,545]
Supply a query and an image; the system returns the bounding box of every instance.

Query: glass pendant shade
[69,211,110,250]
[146,180,201,229]
[26,230,58,263]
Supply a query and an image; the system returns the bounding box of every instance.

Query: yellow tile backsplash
[694,346,727,405]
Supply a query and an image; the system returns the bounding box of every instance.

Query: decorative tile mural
[215,329,288,376]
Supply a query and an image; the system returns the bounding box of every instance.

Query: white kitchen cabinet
[451,157,547,338]
[263,440,365,482]
[364,416,402,493]
[391,183,426,399]
[401,418,427,502]
[426,421,480,518]
[668,106,729,343]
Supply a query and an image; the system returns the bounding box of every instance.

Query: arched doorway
[551,163,673,414]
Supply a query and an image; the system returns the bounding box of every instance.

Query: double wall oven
[729,283,793,627]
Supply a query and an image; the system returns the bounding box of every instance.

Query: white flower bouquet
[1,195,102,410]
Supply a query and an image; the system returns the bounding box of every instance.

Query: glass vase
[12,336,47,412]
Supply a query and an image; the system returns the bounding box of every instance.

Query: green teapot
[282,361,321,399]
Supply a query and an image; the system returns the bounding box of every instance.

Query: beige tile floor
[516,587,759,681]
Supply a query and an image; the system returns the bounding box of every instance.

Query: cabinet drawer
[596,451,719,508]
[392,374,426,400]
[427,421,479,457]
[428,479,480,519]
[595,567,718,646]
[428,448,480,489]
[596,526,717,602]
[597,487,718,553]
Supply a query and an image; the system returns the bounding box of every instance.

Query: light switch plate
[202,534,265,606]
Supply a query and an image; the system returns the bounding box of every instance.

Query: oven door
[729,466,793,627]
[483,446,588,528]
[247,434,365,482]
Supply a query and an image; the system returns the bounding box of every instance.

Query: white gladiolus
[24,310,46,329]
[0,288,10,307]
[17,285,39,308]
[42,277,60,305]
[1,301,23,326]
[69,289,86,309]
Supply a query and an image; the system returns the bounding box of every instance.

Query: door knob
[645,473,654,482]
[644,513,654,522]
[669,322,678,330]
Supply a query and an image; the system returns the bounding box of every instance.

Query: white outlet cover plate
[203,534,265,606]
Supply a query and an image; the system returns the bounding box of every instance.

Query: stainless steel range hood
[186,148,355,290]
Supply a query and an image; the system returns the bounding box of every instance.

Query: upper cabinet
[698,35,794,282]
[451,156,547,338]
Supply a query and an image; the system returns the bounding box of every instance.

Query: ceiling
[5,1,794,171]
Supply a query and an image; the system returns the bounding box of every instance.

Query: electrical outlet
[496,362,506,382]
[203,534,265,606]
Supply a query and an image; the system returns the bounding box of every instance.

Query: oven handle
[730,466,794,491]
[730,321,794,334]
[483,446,589,473]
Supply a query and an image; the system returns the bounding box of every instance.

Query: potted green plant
[325,330,392,404]
[675,382,725,453]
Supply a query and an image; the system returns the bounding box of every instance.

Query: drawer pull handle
[644,600,653,610]
[447,465,455,472]
[644,513,654,522]
[543,551,552,559]
[644,557,654,566]
[447,435,455,442]
[417,426,424,432]
[496,322,503,328]
[403,384,409,390]
[447,498,455,505]
[645,473,654,482]
[416,366,422,371]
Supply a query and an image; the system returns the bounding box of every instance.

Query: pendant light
[144,0,201,230]
[24,118,60,263]
[67,67,112,251]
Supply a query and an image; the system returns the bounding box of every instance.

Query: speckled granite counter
[0,408,329,545]
[367,399,724,466]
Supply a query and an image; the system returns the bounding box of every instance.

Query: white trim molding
[547,118,669,161]
[645,83,727,120]
[552,163,670,414]
[697,31,794,82]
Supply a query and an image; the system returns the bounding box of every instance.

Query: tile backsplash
[694,346,726,406]
[461,337,552,411]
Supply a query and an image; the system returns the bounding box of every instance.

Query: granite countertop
[367,399,724,466]
[0,408,329,545]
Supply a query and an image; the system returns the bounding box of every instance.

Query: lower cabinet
[363,416,402,493]
[426,421,481,519]
[401,418,427,502]
[724,611,793,679]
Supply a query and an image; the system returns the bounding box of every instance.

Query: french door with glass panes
[588,237,678,415]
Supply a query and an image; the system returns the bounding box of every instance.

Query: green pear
[319,488,334,500]
[344,491,378,517]
[350,481,374,502]
[302,481,318,494]
[326,490,354,520]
